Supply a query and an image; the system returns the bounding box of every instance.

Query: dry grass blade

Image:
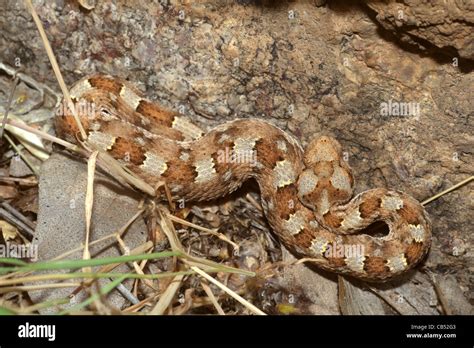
[83,154,104,316]
[152,205,259,314]
[0,74,19,138]
[294,257,326,267]
[6,117,79,151]
[23,0,86,139]
[0,207,35,240]
[1,201,36,230]
[13,298,70,314]
[123,293,160,313]
[422,176,473,206]
[158,208,253,276]
[83,151,98,268]
[3,114,49,161]
[7,115,155,199]
[0,282,81,294]
[200,281,225,315]
[95,151,155,196]
[0,176,38,185]
[80,241,154,290]
[0,62,61,107]
[24,0,158,200]
[3,133,39,175]
[150,273,185,314]
[191,266,266,315]
[158,208,185,251]
[166,212,239,251]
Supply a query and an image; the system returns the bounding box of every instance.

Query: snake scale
[54,75,432,281]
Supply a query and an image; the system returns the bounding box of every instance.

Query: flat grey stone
[30,152,148,313]
[9,152,40,177]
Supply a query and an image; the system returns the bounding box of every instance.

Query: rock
[321,266,439,315]
[277,248,339,314]
[30,152,147,313]
[366,0,474,60]
[338,277,389,315]
[432,274,474,315]
[9,153,40,177]
[369,272,439,315]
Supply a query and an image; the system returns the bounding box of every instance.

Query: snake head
[297,136,355,217]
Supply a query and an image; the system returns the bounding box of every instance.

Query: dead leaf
[0,220,19,240]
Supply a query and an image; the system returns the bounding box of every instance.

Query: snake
[54,74,432,281]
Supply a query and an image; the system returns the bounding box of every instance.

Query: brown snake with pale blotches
[55,75,432,281]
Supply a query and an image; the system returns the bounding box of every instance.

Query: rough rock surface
[366,0,474,61]
[278,248,339,314]
[1,0,472,312]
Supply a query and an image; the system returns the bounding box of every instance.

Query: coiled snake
[55,75,432,281]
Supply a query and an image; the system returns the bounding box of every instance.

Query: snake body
[55,75,432,281]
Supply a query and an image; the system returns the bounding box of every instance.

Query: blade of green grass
[0,270,195,286]
[0,258,29,266]
[0,251,254,277]
[0,251,181,275]
[58,275,128,315]
[0,306,17,315]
